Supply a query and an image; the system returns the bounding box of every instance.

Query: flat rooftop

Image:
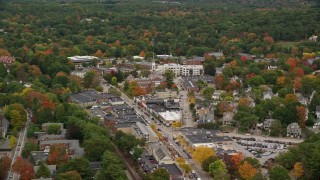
[180,128,232,144]
[159,111,181,121]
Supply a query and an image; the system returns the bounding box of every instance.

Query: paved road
[175,78,194,127]
[7,111,31,180]
[114,86,211,180]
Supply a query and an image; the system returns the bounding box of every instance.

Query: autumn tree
[296,106,306,128]
[0,155,12,179]
[9,135,17,149]
[83,70,100,89]
[47,144,68,165]
[293,162,304,178]
[230,153,244,171]
[286,58,297,70]
[13,157,35,180]
[238,161,258,180]
[192,146,216,165]
[139,50,146,57]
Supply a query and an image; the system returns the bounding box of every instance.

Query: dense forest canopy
[0,0,319,61]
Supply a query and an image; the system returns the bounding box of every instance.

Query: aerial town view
[0,0,320,180]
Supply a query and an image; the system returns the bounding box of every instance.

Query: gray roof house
[287,123,302,138]
[223,112,234,125]
[263,91,277,100]
[0,118,9,138]
[149,142,174,164]
[316,106,320,119]
[263,119,274,131]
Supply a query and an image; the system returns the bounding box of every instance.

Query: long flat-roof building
[180,128,233,150]
[154,63,203,77]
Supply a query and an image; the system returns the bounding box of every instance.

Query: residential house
[30,151,49,165]
[0,118,9,138]
[34,164,56,178]
[267,66,278,70]
[263,91,277,100]
[0,56,15,67]
[223,112,234,125]
[287,123,302,138]
[295,93,308,106]
[39,139,84,158]
[316,106,320,119]
[263,119,274,131]
[206,52,224,59]
[149,142,174,164]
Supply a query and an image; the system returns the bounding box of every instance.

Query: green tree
[115,130,139,153]
[147,168,170,180]
[111,77,118,85]
[0,62,7,79]
[10,110,24,130]
[201,87,214,100]
[202,156,218,172]
[208,160,229,179]
[164,69,174,88]
[83,70,100,88]
[47,124,61,135]
[83,137,114,161]
[9,136,17,149]
[95,151,127,180]
[56,170,82,180]
[57,158,92,179]
[269,120,283,137]
[247,75,265,87]
[269,166,290,180]
[35,162,51,178]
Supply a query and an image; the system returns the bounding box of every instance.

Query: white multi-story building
[153,63,203,76]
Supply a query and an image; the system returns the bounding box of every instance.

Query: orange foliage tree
[294,67,305,78]
[296,106,306,128]
[286,58,297,70]
[47,144,68,165]
[238,97,250,107]
[139,50,146,57]
[293,162,304,178]
[293,78,302,90]
[230,153,244,171]
[277,76,286,86]
[215,74,225,90]
[238,161,258,180]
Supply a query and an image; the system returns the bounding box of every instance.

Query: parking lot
[138,151,158,174]
[230,136,295,164]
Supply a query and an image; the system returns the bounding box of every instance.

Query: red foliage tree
[12,157,35,180]
[215,74,225,90]
[294,67,305,78]
[286,58,297,70]
[47,144,68,165]
[0,154,12,179]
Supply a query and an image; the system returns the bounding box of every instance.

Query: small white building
[158,111,181,125]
